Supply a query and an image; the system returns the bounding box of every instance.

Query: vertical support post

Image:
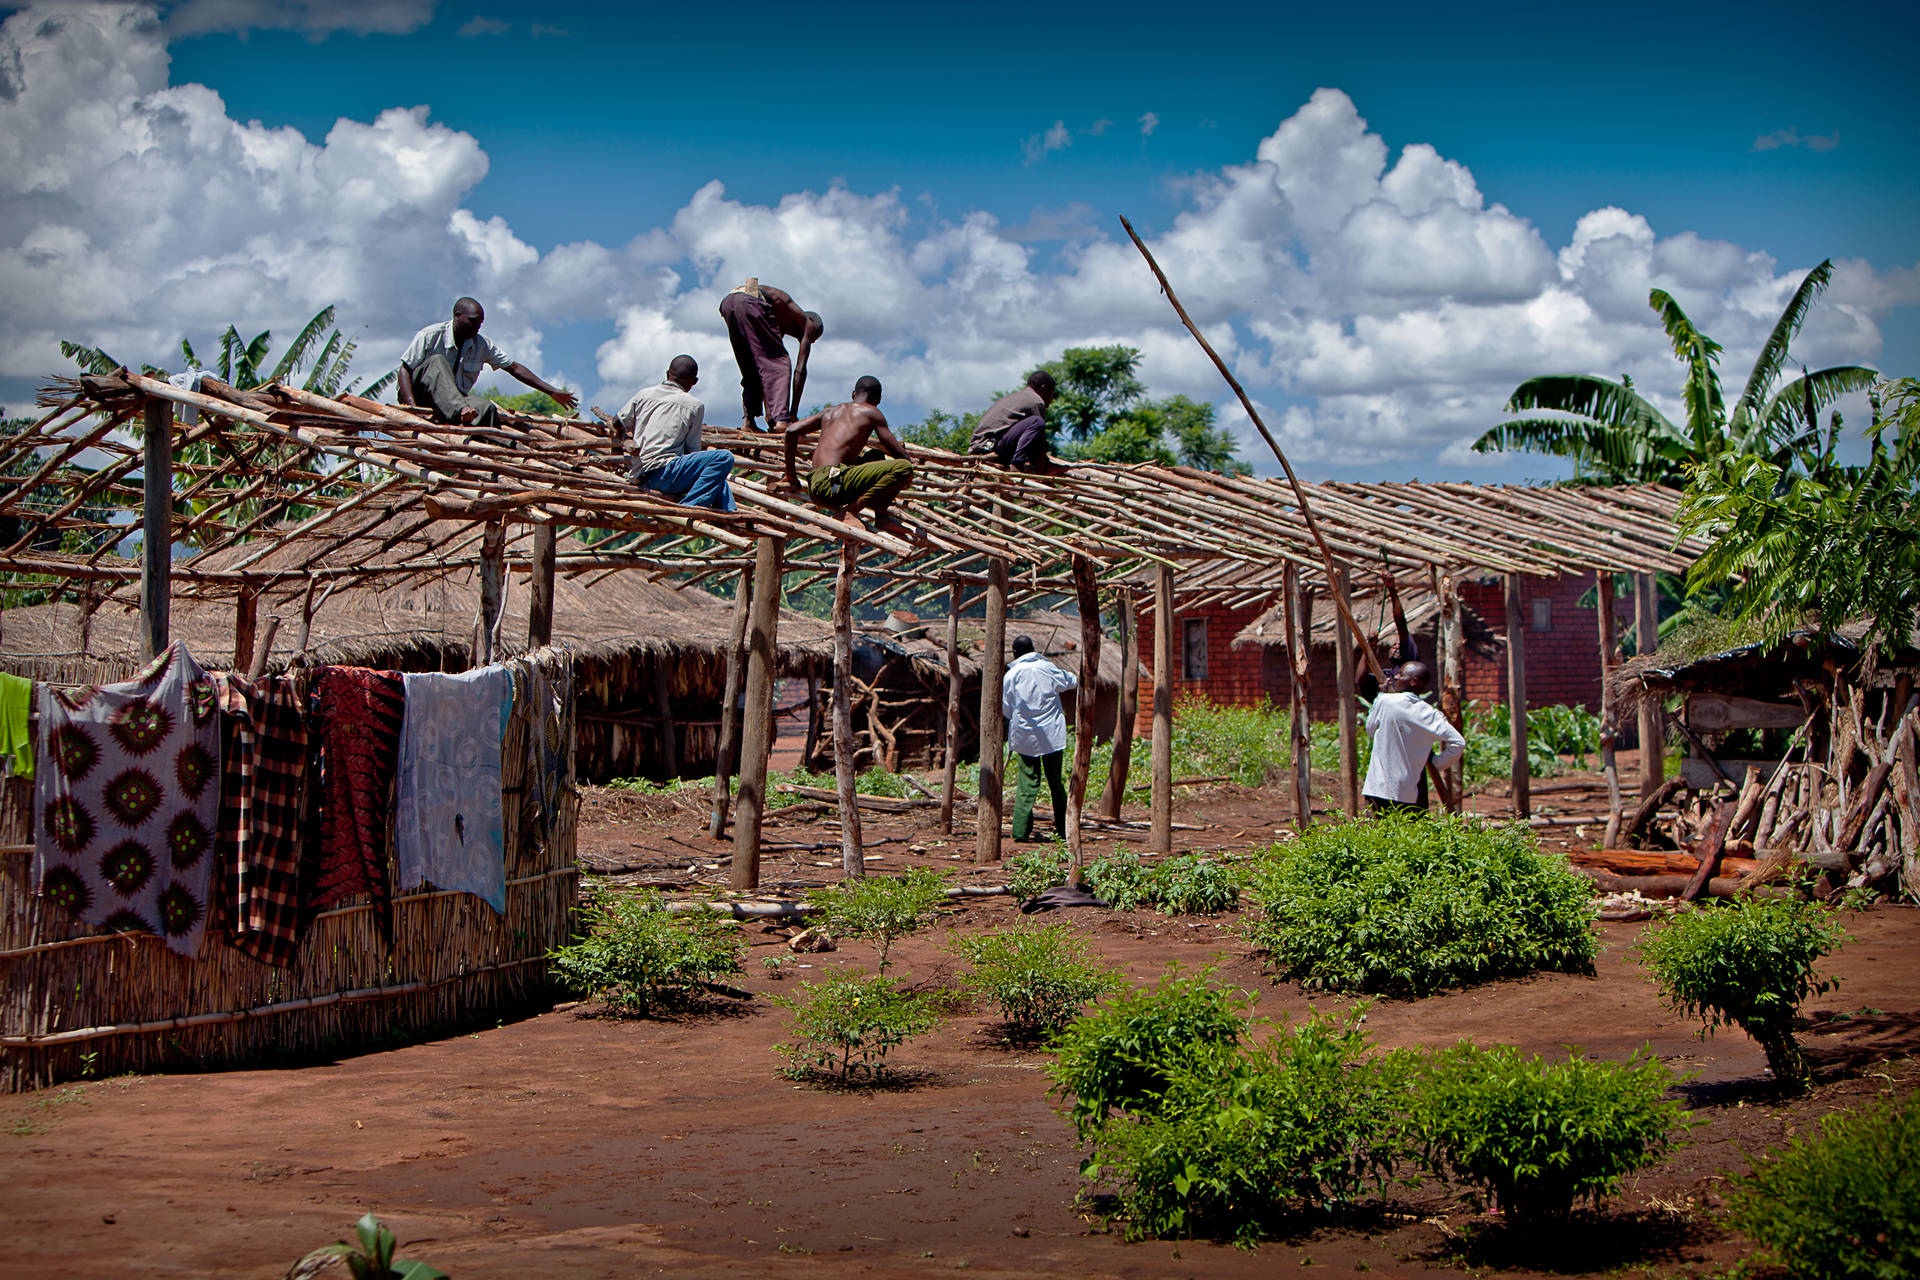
[1150,564,1175,855]
[974,556,1009,863]
[832,539,866,879]
[1100,590,1140,820]
[527,522,556,649]
[1440,571,1467,805]
[1283,564,1313,830]
[475,519,506,667]
[140,397,173,662]
[939,581,964,834]
[1505,573,1531,819]
[233,584,259,673]
[709,564,754,838]
[653,660,679,779]
[1596,571,1624,846]
[1333,568,1360,817]
[1635,572,1665,797]
[1065,556,1101,885]
[731,536,784,890]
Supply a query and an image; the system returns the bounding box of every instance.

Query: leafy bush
[806,867,948,972]
[1412,1043,1685,1221]
[951,923,1124,1036]
[1728,1090,1920,1278]
[1638,897,1848,1093]
[1006,845,1068,903]
[292,1211,445,1280]
[1148,854,1243,915]
[1081,1010,1417,1244]
[1169,698,1290,787]
[1048,970,1248,1139]
[1245,813,1598,996]
[1084,852,1153,911]
[548,890,743,1015]
[772,970,940,1082]
[603,776,695,795]
[1462,702,1603,782]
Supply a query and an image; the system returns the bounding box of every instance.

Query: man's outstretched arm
[505,361,579,412]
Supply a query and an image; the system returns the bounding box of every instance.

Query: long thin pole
[939,581,964,834]
[974,555,1009,863]
[1100,591,1140,820]
[139,397,172,661]
[1333,567,1360,817]
[731,536,783,890]
[1150,563,1175,854]
[1635,572,1665,797]
[1596,571,1624,847]
[832,539,866,879]
[527,522,556,648]
[1505,574,1532,818]
[709,564,754,838]
[1065,555,1101,885]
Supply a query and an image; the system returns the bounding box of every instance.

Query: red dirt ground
[5,768,1917,1279]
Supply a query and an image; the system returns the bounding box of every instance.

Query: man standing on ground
[719,279,822,431]
[1003,634,1076,843]
[1362,661,1464,816]
[782,376,918,540]
[396,297,578,428]
[968,370,1060,472]
[616,356,735,512]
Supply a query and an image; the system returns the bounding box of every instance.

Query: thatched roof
[856,609,1124,691]
[1608,618,1920,714]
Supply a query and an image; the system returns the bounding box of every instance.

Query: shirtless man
[782,376,917,540]
[719,278,823,430]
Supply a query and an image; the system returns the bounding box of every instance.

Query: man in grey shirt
[968,369,1058,472]
[396,296,578,428]
[616,356,736,512]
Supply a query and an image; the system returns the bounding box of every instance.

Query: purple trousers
[719,291,793,426]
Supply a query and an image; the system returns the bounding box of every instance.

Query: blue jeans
[631,450,736,512]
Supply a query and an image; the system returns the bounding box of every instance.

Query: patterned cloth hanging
[306,666,405,936]
[512,656,575,859]
[212,672,310,968]
[33,643,221,955]
[395,666,511,913]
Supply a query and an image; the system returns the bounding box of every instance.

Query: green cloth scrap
[0,672,31,779]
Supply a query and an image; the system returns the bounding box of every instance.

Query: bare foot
[833,510,868,533]
[459,407,478,425]
[872,513,924,544]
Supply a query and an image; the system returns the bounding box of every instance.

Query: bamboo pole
[527,522,556,647]
[1100,590,1140,820]
[139,396,172,661]
[1151,563,1175,854]
[1334,567,1360,817]
[1596,571,1624,846]
[974,555,1009,864]
[1065,555,1101,885]
[1506,573,1531,819]
[732,536,783,890]
[832,539,866,879]
[475,519,506,667]
[709,565,753,838]
[1635,572,1665,796]
[940,581,964,834]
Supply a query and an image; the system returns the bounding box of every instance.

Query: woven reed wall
[0,649,579,1092]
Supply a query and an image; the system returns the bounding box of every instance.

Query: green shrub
[1245,813,1597,996]
[1461,702,1602,782]
[292,1211,445,1280]
[806,867,948,972]
[951,923,1124,1036]
[1081,1010,1417,1244]
[1006,845,1068,903]
[1084,852,1153,911]
[1147,854,1243,915]
[1412,1043,1686,1221]
[1048,970,1248,1139]
[1728,1090,1920,1278]
[1638,897,1847,1093]
[603,776,695,795]
[1169,698,1291,787]
[548,890,743,1015]
[772,971,940,1082]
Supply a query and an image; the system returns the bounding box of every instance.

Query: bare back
[810,401,889,467]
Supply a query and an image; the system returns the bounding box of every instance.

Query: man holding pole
[1003,634,1076,842]
[1362,662,1464,816]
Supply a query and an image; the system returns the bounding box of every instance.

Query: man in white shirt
[616,356,736,512]
[395,297,578,428]
[1001,634,1078,842]
[1363,662,1465,815]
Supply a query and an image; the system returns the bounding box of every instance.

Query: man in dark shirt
[968,370,1059,472]
[718,279,822,431]
[782,376,918,541]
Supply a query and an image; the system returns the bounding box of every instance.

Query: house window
[1182,618,1209,680]
[1531,598,1553,632]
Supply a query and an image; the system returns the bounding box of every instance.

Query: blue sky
[4,0,1916,480]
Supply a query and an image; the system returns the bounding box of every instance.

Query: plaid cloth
[307,666,404,940]
[213,673,310,968]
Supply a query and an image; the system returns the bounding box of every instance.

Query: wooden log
[1334,568,1360,817]
[1571,848,1761,878]
[1635,571,1664,795]
[708,565,753,838]
[140,396,172,661]
[1505,573,1530,819]
[1835,757,1896,855]
[527,521,556,647]
[1283,563,1311,829]
[1440,571,1466,802]
[246,615,280,680]
[1680,800,1733,902]
[1100,590,1140,820]
[974,554,1009,864]
[940,581,963,834]
[1574,866,1770,901]
[731,536,783,890]
[475,518,505,667]
[1624,776,1689,845]
[1151,563,1175,855]
[832,539,866,879]
[232,584,258,672]
[652,659,679,779]
[1596,570,1624,847]
[1065,555,1101,886]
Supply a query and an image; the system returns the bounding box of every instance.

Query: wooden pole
[1333,568,1360,817]
[1150,563,1175,854]
[1100,590,1140,820]
[939,581,964,834]
[1596,571,1625,847]
[1505,573,1531,819]
[246,616,280,680]
[709,565,754,838]
[832,539,866,879]
[1635,572,1665,796]
[731,536,783,890]
[653,660,679,779]
[1440,572,1467,806]
[1065,555,1101,885]
[475,519,505,667]
[232,585,259,672]
[139,397,172,661]
[527,522,556,648]
[974,555,1009,863]
[1283,564,1311,830]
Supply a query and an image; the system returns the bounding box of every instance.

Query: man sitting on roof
[782,376,917,541]
[616,356,735,512]
[969,369,1063,473]
[396,297,578,429]
[719,279,822,432]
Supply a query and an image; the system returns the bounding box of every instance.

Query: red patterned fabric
[213,673,310,968]
[307,667,404,935]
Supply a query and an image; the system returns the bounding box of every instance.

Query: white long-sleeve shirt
[1363,691,1465,803]
[1001,652,1077,757]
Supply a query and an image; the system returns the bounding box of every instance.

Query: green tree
[1472,260,1877,484]
[479,388,573,417]
[62,305,395,399]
